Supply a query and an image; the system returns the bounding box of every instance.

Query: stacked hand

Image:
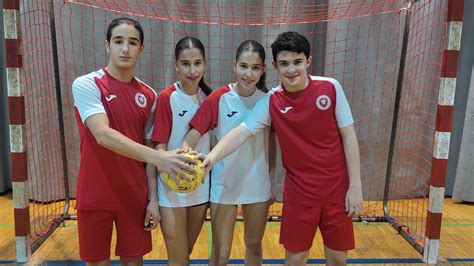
[160,149,207,186]
[201,155,213,180]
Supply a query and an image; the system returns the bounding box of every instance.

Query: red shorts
[279,202,354,252]
[77,209,152,262]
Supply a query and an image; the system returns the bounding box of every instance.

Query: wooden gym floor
[0,192,473,265]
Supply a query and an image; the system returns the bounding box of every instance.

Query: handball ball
[163,152,205,193]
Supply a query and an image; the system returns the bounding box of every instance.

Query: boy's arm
[145,139,160,230]
[85,113,196,175]
[339,124,363,217]
[202,125,253,169]
[202,93,271,169]
[268,128,278,202]
[153,143,183,186]
[268,129,277,178]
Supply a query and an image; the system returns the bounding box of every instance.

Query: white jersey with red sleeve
[190,84,271,204]
[152,82,211,207]
[72,68,157,211]
[242,76,354,206]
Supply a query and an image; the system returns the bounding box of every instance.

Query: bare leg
[160,206,189,266]
[242,201,271,266]
[186,203,209,255]
[86,260,111,266]
[208,203,238,266]
[324,246,347,266]
[120,257,143,266]
[284,250,309,266]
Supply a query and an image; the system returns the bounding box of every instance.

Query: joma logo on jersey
[105,95,117,102]
[226,111,238,117]
[280,106,293,114]
[178,110,188,117]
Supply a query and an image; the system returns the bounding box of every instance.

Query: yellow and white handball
[162,152,205,193]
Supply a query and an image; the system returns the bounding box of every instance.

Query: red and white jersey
[190,84,271,204]
[72,68,157,211]
[242,76,354,206]
[152,82,210,207]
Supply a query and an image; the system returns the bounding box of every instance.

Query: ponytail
[255,72,267,92]
[198,77,212,95]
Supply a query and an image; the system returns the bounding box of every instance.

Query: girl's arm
[182,128,203,150]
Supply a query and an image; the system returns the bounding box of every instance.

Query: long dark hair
[235,40,267,92]
[175,37,212,96]
[106,17,144,44]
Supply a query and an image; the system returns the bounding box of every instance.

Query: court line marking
[2,221,474,228]
[32,257,474,265]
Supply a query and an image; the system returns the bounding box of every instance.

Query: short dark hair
[174,36,212,96]
[106,17,144,44]
[235,40,267,92]
[271,31,311,61]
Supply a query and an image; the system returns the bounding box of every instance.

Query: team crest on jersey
[316,95,331,110]
[135,93,147,108]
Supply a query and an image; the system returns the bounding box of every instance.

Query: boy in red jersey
[202,31,363,266]
[72,17,197,265]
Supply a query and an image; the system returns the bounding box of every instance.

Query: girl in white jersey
[183,40,271,266]
[149,36,212,265]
